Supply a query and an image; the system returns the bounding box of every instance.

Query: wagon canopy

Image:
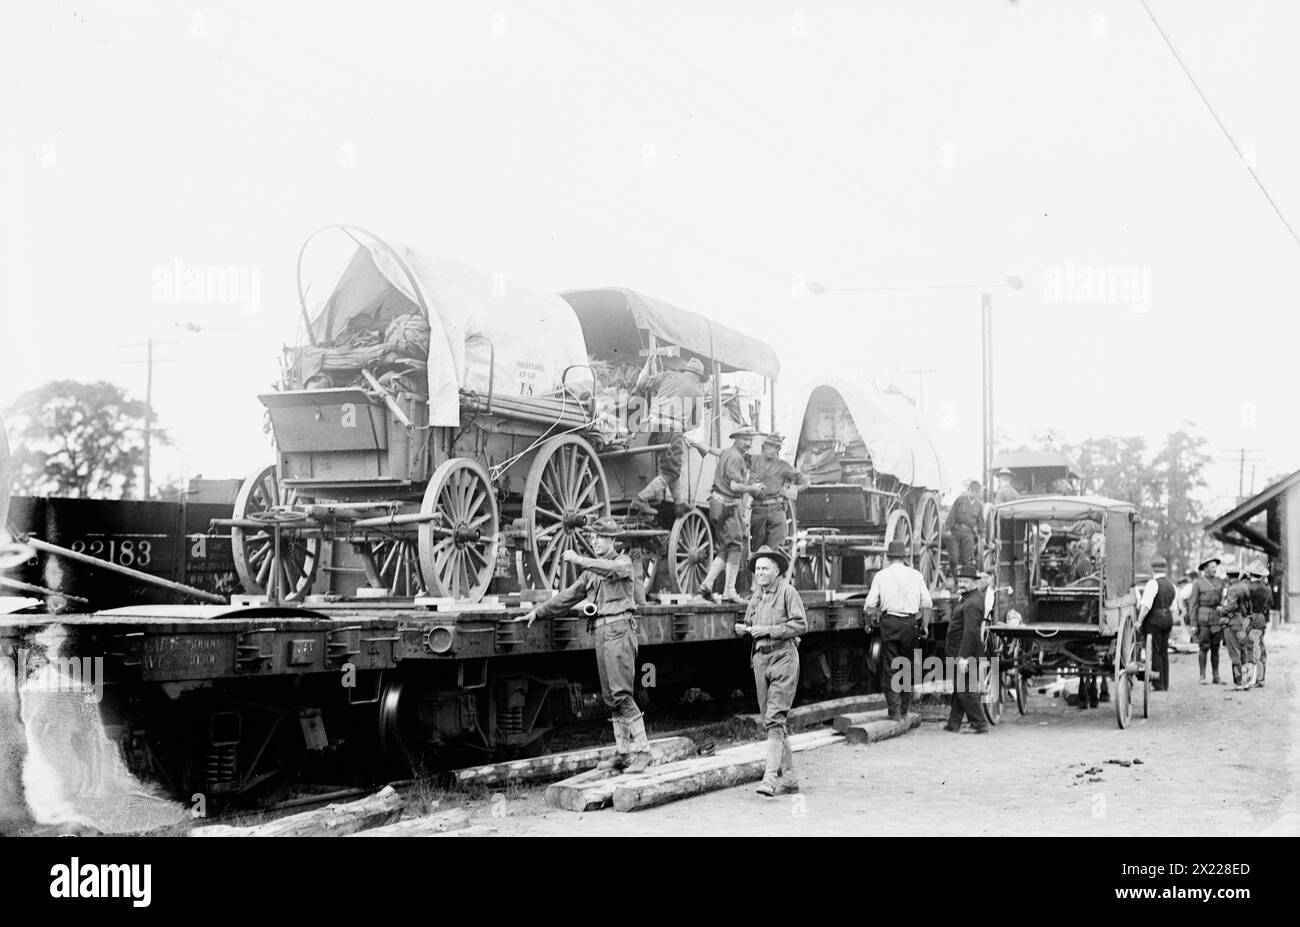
[560,288,780,378]
[778,378,946,491]
[301,234,588,426]
[991,495,1137,520]
[990,451,1083,477]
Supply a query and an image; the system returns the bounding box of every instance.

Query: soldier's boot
[597,721,630,771]
[1241,664,1256,689]
[1231,665,1242,688]
[1087,678,1099,709]
[1198,650,1208,684]
[1076,679,1089,710]
[630,476,669,515]
[697,556,725,601]
[721,555,743,603]
[777,740,799,793]
[1099,678,1110,702]
[624,716,654,774]
[944,695,965,732]
[756,734,783,797]
[899,689,913,719]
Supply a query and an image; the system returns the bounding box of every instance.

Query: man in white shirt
[1137,556,1180,692]
[865,540,933,720]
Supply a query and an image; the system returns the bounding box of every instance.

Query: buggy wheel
[982,630,1003,726]
[418,458,499,602]
[1143,632,1152,719]
[1015,668,1029,714]
[1114,613,1136,729]
[911,492,942,586]
[359,536,427,598]
[522,435,610,590]
[666,508,713,593]
[231,465,318,601]
[885,506,913,565]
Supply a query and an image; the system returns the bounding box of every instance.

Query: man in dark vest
[944,564,990,733]
[1186,556,1226,684]
[1137,556,1177,692]
[944,480,983,573]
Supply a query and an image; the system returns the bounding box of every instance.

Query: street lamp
[806,273,1023,498]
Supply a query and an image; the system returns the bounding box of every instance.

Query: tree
[3,380,167,499]
[1150,425,1213,574]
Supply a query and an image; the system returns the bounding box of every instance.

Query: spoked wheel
[795,529,837,591]
[865,630,884,693]
[418,458,500,601]
[1015,664,1029,715]
[666,508,713,593]
[358,536,428,598]
[522,436,610,590]
[1143,632,1152,719]
[911,492,942,586]
[778,499,798,580]
[885,506,913,565]
[982,630,1003,725]
[1114,613,1136,729]
[231,465,319,601]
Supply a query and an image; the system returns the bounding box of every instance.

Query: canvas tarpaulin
[304,242,589,426]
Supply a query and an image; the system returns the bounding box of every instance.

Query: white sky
[3,0,1298,511]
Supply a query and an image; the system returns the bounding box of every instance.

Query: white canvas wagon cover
[301,233,588,427]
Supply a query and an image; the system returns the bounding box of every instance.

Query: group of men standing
[1184,555,1272,690]
[943,468,1022,572]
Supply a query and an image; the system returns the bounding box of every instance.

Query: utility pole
[118,339,178,500]
[904,367,939,412]
[981,293,994,500]
[1218,448,1266,504]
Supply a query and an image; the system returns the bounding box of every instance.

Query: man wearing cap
[944,481,983,574]
[1137,556,1178,692]
[748,433,810,554]
[993,468,1020,504]
[694,426,764,603]
[1186,556,1226,684]
[522,517,653,773]
[735,545,807,796]
[865,540,933,720]
[945,564,991,733]
[1245,562,1272,688]
[630,354,706,514]
[1219,566,1255,689]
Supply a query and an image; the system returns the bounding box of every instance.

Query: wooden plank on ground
[842,712,921,745]
[734,694,887,735]
[348,808,471,837]
[831,709,890,733]
[190,785,402,837]
[611,730,843,813]
[455,736,695,787]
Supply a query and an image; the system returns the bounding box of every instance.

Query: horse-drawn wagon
[222,226,780,603]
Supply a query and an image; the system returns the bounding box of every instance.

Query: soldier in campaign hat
[735,545,807,796]
[693,425,764,602]
[993,467,1020,504]
[1218,565,1255,689]
[523,516,654,772]
[944,480,984,572]
[1245,561,1272,688]
[630,354,707,515]
[748,432,810,554]
[1186,556,1226,684]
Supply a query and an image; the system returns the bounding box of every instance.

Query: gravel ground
[471,623,1298,836]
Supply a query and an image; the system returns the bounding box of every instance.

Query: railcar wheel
[884,507,913,565]
[666,508,713,593]
[418,458,500,602]
[911,492,942,586]
[522,435,610,590]
[1114,613,1136,729]
[231,465,319,601]
[359,536,427,598]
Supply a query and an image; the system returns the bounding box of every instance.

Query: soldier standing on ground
[945,564,990,734]
[865,540,933,721]
[1219,567,1255,690]
[735,545,806,797]
[522,517,653,773]
[1186,556,1226,685]
[748,433,810,553]
[1137,556,1178,692]
[1245,562,1272,689]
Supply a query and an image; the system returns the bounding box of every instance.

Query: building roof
[1205,468,1300,554]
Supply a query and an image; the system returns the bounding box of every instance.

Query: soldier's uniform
[698,427,760,602]
[1186,558,1225,684]
[993,468,1020,504]
[631,360,704,512]
[1219,573,1255,689]
[944,566,989,733]
[1245,566,1272,688]
[748,435,810,552]
[945,484,983,572]
[529,520,651,770]
[741,546,807,796]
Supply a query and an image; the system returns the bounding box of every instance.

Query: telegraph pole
[118,339,178,500]
[981,293,994,500]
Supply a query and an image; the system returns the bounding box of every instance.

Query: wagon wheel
[778,498,798,579]
[1114,612,1136,729]
[982,630,1003,726]
[884,506,913,565]
[522,435,610,590]
[1142,632,1152,719]
[1015,664,1029,715]
[865,629,884,693]
[794,529,835,590]
[417,458,500,602]
[231,465,319,601]
[358,536,427,598]
[666,508,713,594]
[911,492,941,586]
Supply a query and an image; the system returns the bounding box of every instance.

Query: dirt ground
[471,624,1299,836]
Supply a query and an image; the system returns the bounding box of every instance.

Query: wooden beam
[831,709,890,733]
[454,736,696,787]
[842,712,921,746]
[190,785,402,836]
[348,808,470,837]
[734,694,887,735]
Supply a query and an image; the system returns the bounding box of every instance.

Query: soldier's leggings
[595,618,642,723]
[752,641,800,737]
[1195,625,1223,677]
[1223,619,1249,683]
[1256,629,1266,684]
